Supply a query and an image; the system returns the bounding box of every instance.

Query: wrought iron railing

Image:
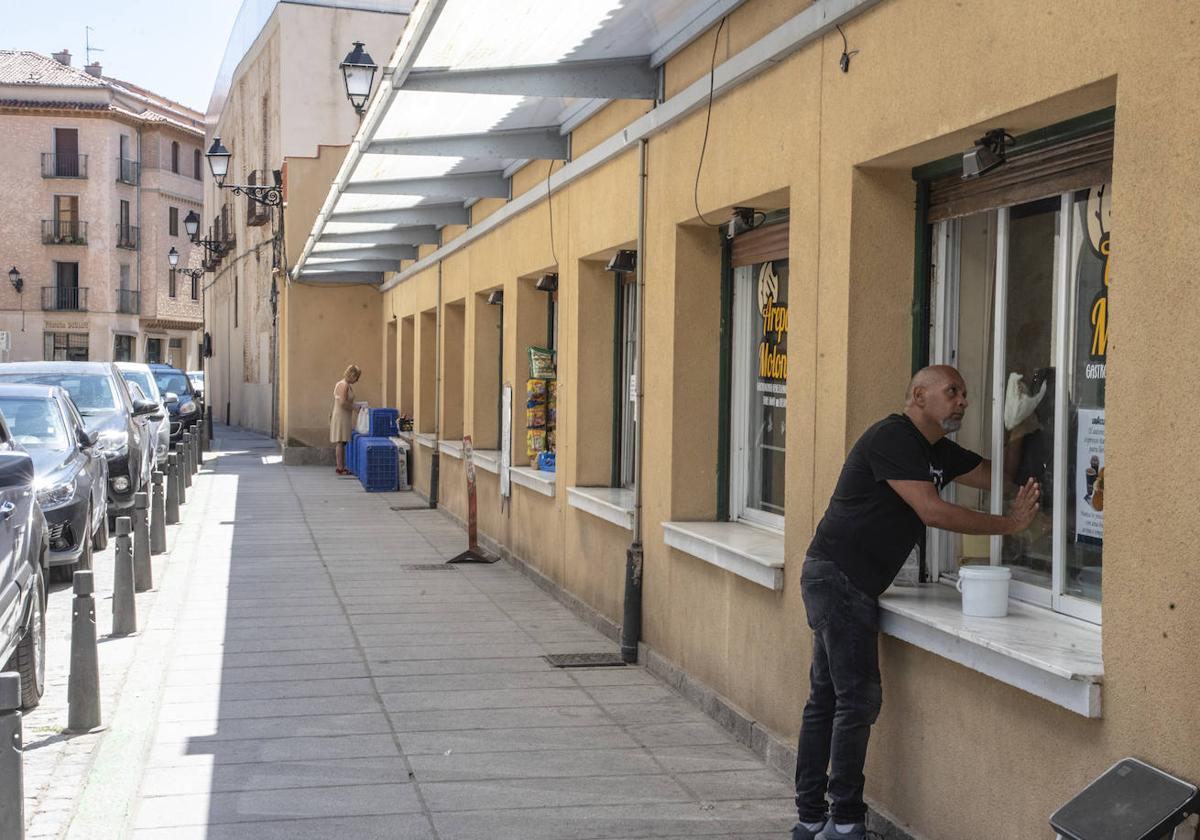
[116,289,140,314]
[41,286,89,311]
[41,153,88,178]
[117,157,140,185]
[116,224,140,250]
[41,219,88,245]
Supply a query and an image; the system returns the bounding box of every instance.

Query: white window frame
[929,193,1101,625]
[617,275,638,489]
[729,263,785,532]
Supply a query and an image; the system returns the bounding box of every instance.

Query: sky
[1,0,244,113]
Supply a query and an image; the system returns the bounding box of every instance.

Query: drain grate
[390,505,432,511]
[401,564,460,571]
[544,652,626,668]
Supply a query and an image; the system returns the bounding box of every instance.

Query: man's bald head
[905,365,965,405]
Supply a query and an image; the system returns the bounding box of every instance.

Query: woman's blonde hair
[344,364,362,381]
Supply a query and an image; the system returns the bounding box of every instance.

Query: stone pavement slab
[42,425,799,838]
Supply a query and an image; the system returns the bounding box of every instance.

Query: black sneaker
[791,819,830,840]
[816,822,866,840]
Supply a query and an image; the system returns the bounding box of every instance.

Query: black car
[0,384,109,580]
[149,364,201,444]
[0,362,161,525]
[0,423,50,709]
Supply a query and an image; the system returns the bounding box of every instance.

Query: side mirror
[78,429,98,449]
[133,398,159,416]
[0,451,34,489]
[164,392,179,405]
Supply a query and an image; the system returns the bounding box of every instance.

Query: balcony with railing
[41,219,88,245]
[116,224,140,250]
[41,286,88,312]
[41,153,88,178]
[117,157,140,185]
[116,289,140,314]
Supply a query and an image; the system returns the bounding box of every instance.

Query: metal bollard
[111,517,137,637]
[133,492,152,592]
[165,455,180,525]
[151,471,167,554]
[182,433,193,489]
[194,427,203,470]
[67,571,102,733]
[0,673,23,839]
[176,444,187,506]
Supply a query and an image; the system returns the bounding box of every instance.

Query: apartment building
[202,0,409,433]
[287,1,1200,838]
[0,49,204,367]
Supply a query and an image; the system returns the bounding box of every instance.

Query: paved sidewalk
[63,425,795,839]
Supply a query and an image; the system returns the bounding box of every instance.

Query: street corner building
[248,1,1196,838]
[0,49,205,367]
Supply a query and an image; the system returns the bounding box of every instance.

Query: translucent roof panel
[372,91,568,141]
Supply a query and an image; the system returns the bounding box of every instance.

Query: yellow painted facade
[289,1,1200,836]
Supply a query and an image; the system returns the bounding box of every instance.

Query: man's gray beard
[941,417,963,433]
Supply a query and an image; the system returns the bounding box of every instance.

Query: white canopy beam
[366,126,568,160]
[310,245,419,261]
[402,56,656,100]
[295,270,385,285]
[327,204,470,226]
[344,171,509,199]
[320,227,441,245]
[300,258,400,273]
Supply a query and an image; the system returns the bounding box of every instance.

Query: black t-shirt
[807,413,982,597]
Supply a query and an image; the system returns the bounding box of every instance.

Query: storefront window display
[928,183,1110,623]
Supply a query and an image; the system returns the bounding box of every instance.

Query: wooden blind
[731,219,789,267]
[927,128,1113,222]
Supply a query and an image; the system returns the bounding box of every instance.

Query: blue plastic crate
[346,431,360,474]
[368,408,400,437]
[358,438,399,492]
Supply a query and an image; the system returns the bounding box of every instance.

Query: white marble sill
[568,486,634,530]
[388,436,410,451]
[413,433,435,449]
[396,430,412,443]
[662,521,784,591]
[439,440,463,459]
[509,465,556,497]
[472,450,501,474]
[879,584,1103,718]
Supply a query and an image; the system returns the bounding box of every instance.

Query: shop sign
[1080,184,1112,384]
[756,260,787,409]
[1075,408,1105,543]
[45,320,88,331]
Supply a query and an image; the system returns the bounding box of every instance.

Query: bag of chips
[526,428,547,460]
[528,346,556,380]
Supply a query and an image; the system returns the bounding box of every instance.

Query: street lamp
[340,41,378,115]
[7,267,22,293]
[168,247,180,268]
[205,137,282,208]
[183,209,200,240]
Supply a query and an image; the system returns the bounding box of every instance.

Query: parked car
[0,363,161,527]
[149,364,201,444]
[0,384,109,579]
[116,362,170,469]
[187,370,204,401]
[0,413,50,709]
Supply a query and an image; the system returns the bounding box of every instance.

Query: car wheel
[14,566,46,709]
[92,502,109,551]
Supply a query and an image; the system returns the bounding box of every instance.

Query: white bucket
[956,565,1012,617]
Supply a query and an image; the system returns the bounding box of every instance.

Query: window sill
[414,433,435,449]
[396,430,412,443]
[568,486,634,530]
[878,584,1103,718]
[661,521,784,591]
[439,440,463,459]
[472,450,500,474]
[509,465,556,497]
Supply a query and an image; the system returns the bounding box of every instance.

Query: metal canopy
[293,0,753,283]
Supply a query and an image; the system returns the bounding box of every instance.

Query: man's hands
[1005,478,1041,534]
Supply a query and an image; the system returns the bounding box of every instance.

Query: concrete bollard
[150,472,167,554]
[165,455,180,525]
[67,571,102,733]
[0,673,23,839]
[182,433,193,489]
[111,517,137,637]
[133,492,152,592]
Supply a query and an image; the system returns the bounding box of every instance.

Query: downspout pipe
[621,138,648,663]
[430,259,442,508]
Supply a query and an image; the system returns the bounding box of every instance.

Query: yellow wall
[313,1,1200,837]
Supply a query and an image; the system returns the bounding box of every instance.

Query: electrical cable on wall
[546,159,559,267]
[693,16,728,228]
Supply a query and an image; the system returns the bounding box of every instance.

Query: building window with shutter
[171,141,180,174]
[169,269,177,298]
[193,148,202,180]
[169,207,178,237]
[191,273,199,301]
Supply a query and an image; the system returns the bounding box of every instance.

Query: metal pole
[133,491,152,592]
[165,454,180,525]
[182,432,193,488]
[0,673,23,840]
[66,571,101,732]
[177,445,187,506]
[111,517,137,637]
[150,471,167,554]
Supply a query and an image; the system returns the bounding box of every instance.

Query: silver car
[115,363,170,470]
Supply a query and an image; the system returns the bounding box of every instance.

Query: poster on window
[1075,408,1105,542]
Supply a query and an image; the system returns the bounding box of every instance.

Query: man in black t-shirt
[791,365,1040,840]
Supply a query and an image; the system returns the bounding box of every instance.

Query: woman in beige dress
[330,364,361,474]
